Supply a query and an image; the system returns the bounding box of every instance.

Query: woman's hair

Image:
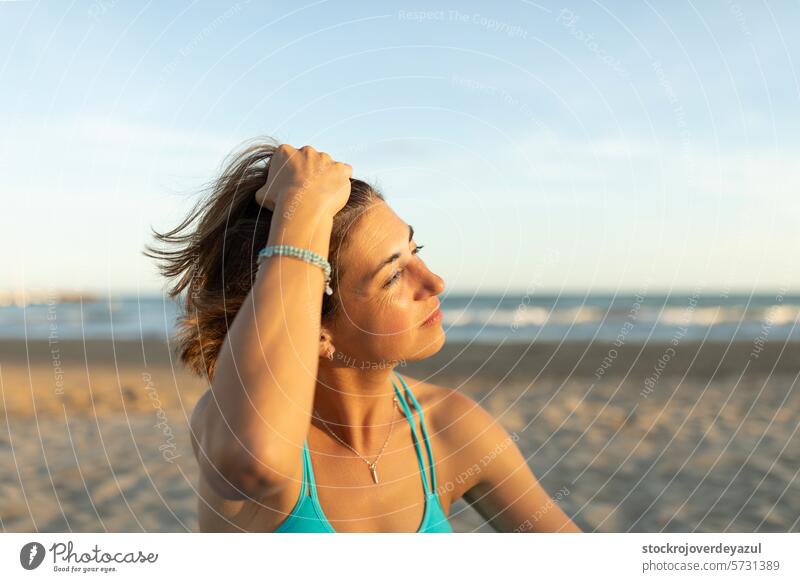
[143,136,384,381]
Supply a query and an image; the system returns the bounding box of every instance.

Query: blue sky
[1,0,798,295]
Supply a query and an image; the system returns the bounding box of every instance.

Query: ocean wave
[441,304,800,330]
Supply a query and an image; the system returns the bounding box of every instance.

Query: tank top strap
[391,371,437,496]
[301,438,313,500]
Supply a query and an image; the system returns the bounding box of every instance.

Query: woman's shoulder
[398,374,499,445]
[399,375,517,504]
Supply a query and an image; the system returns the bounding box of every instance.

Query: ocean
[2,291,798,343]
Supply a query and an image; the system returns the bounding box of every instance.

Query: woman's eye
[385,244,424,287]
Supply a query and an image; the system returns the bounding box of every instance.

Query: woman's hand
[255,144,352,222]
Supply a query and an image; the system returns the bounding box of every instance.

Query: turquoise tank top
[274,371,453,533]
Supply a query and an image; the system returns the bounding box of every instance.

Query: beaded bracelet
[256,245,333,295]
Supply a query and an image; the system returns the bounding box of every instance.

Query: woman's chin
[410,327,446,360]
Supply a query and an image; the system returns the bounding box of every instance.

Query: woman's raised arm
[194,144,351,500]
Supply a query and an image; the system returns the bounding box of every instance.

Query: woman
[146,138,582,533]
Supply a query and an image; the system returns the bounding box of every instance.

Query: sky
[1,0,798,296]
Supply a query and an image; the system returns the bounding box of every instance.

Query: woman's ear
[319,327,335,361]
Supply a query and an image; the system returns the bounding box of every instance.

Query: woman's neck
[311,366,404,453]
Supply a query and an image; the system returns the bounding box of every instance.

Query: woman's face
[324,201,446,367]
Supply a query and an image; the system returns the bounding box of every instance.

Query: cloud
[70,115,240,153]
[1,114,248,201]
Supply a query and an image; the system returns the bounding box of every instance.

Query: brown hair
[143,136,384,381]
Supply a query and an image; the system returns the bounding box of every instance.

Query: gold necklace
[312,394,404,484]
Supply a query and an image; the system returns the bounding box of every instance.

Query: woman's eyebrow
[368,224,414,281]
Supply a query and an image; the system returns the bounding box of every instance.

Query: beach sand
[1,338,798,532]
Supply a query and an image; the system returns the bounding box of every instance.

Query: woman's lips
[420,306,443,327]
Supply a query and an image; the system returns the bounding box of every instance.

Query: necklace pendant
[370,464,379,484]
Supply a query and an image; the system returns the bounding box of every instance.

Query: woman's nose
[432,272,445,295]
[421,267,445,295]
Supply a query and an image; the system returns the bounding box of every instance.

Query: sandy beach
[1,338,798,532]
